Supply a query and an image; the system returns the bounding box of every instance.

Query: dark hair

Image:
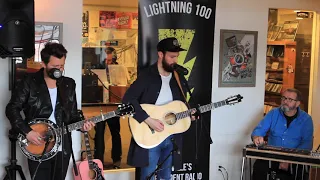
[105,46,117,62]
[105,46,115,54]
[41,42,68,64]
[283,88,302,101]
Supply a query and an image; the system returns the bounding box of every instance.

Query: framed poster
[218,29,258,87]
[13,22,63,89]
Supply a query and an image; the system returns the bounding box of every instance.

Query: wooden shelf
[265,41,296,115]
[267,56,284,62]
[266,79,283,84]
[265,91,281,96]
[264,102,280,107]
[266,68,283,72]
[267,41,297,46]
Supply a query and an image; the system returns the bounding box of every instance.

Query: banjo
[17,103,134,162]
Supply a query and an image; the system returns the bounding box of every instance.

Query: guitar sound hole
[164,112,177,125]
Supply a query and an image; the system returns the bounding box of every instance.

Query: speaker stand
[3,129,26,180]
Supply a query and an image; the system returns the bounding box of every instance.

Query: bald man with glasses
[251,88,314,180]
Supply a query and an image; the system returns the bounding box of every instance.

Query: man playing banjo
[5,42,95,180]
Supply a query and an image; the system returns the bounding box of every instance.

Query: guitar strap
[173,71,191,109]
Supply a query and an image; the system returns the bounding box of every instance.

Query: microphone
[48,68,62,80]
[171,63,188,75]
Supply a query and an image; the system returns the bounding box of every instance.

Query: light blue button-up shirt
[252,107,314,150]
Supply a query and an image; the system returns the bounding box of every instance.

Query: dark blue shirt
[252,107,313,150]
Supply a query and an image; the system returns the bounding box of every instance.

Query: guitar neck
[175,100,226,120]
[83,132,95,169]
[59,111,116,134]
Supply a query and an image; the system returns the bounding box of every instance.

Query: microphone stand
[31,136,52,180]
[4,129,26,180]
[87,69,122,102]
[55,78,78,180]
[180,75,212,144]
[178,72,213,180]
[60,121,64,180]
[146,139,179,180]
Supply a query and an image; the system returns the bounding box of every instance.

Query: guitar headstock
[115,103,135,117]
[78,109,85,120]
[225,94,243,105]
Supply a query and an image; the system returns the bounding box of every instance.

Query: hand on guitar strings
[144,117,164,132]
[190,109,199,121]
[26,130,46,146]
[252,136,266,147]
[81,119,95,132]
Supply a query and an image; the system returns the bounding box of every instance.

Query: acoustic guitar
[128,94,243,149]
[73,110,105,180]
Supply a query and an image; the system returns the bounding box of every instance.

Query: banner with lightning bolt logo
[137,0,216,179]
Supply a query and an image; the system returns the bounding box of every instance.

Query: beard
[45,66,52,77]
[162,57,174,72]
[280,104,296,112]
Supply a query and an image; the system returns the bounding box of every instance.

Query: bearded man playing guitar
[122,37,198,180]
[5,42,95,180]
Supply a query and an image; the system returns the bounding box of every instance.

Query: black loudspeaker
[0,0,35,58]
[82,74,98,87]
[82,86,103,103]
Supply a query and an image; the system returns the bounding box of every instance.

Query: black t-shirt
[284,110,298,128]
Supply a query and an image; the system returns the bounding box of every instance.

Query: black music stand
[3,129,26,180]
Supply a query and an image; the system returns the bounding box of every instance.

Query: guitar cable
[218,168,226,180]
[219,165,229,180]
[31,137,51,180]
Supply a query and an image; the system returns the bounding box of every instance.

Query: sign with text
[116,12,132,29]
[82,11,89,37]
[138,0,216,179]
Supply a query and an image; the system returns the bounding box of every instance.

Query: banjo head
[18,118,62,162]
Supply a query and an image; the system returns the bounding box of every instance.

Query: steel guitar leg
[249,159,252,180]
[240,157,246,180]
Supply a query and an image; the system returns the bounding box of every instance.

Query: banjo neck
[57,111,116,135]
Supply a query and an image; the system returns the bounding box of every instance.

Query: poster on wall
[14,22,63,86]
[132,12,138,29]
[82,11,89,37]
[99,11,117,28]
[218,29,258,87]
[138,0,216,179]
[116,12,132,29]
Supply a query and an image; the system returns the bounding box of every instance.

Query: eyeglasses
[281,96,298,103]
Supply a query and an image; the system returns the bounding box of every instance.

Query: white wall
[0,0,83,179]
[211,0,320,179]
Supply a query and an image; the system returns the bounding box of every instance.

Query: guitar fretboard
[83,131,95,169]
[57,111,116,135]
[175,100,226,120]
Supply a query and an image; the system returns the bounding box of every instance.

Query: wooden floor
[81,105,133,170]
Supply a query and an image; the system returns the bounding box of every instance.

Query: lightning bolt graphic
[159,29,196,101]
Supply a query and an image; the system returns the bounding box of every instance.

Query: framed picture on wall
[275,20,299,41]
[33,22,63,63]
[218,29,258,87]
[14,22,63,88]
